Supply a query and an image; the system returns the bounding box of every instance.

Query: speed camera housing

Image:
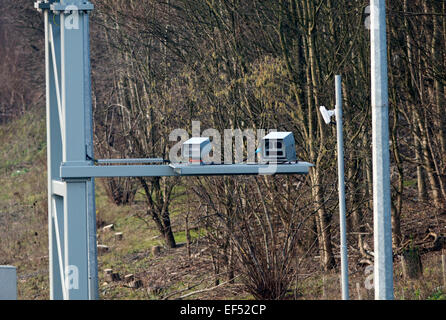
[260,132,297,163]
[182,137,212,164]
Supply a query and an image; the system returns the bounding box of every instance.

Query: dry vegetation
[0,112,445,300]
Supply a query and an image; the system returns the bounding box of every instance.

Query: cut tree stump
[103,224,114,232]
[114,232,123,241]
[151,245,161,256]
[111,273,121,282]
[124,274,134,283]
[129,279,143,289]
[104,268,113,275]
[401,247,423,279]
[104,269,120,282]
[147,285,164,296]
[104,269,121,282]
[97,244,110,254]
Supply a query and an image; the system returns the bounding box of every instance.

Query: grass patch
[174,228,204,244]
[403,179,417,188]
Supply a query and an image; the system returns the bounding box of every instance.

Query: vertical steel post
[335,75,349,300]
[39,0,97,299]
[45,6,64,299]
[60,4,90,299]
[370,0,394,300]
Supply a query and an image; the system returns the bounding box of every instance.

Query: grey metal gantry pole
[60,1,93,300]
[37,0,96,300]
[370,0,394,300]
[319,75,349,300]
[335,75,349,300]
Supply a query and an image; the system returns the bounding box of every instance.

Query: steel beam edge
[60,162,313,179]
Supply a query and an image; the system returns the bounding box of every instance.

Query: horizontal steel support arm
[60,162,313,179]
[35,1,94,13]
[61,164,176,178]
[51,3,94,12]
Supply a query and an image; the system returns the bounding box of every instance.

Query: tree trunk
[401,248,423,280]
[414,132,427,201]
[312,172,336,271]
[162,211,176,248]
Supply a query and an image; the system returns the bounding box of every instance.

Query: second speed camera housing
[260,132,297,163]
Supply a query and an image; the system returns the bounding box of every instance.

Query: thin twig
[177,275,240,300]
